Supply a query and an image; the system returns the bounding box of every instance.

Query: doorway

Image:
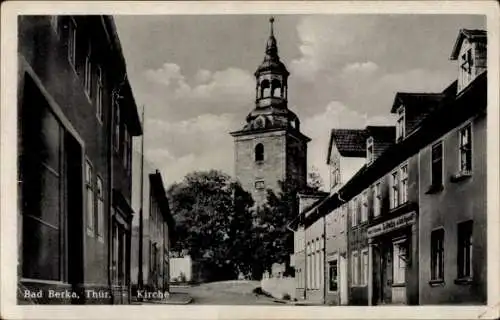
[339,255,348,305]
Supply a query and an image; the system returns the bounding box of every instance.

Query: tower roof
[255,17,289,76]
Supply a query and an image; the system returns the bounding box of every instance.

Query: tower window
[261,80,270,98]
[255,143,264,162]
[271,79,281,97]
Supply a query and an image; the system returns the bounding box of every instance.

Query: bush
[282,293,291,301]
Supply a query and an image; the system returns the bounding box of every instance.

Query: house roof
[450,29,487,60]
[297,72,486,229]
[327,129,367,161]
[365,126,395,142]
[391,92,445,114]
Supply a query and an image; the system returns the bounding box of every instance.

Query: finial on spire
[269,16,275,37]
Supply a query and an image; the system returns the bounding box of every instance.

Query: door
[339,255,348,305]
[372,245,382,305]
[391,238,408,304]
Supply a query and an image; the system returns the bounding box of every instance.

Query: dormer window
[460,48,473,74]
[396,106,405,142]
[366,137,374,164]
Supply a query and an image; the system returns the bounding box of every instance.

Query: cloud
[141,113,237,184]
[341,61,379,77]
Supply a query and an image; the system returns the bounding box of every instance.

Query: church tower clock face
[229,17,310,207]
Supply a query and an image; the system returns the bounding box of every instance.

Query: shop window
[329,259,338,291]
[457,220,473,279]
[459,124,472,174]
[431,229,444,281]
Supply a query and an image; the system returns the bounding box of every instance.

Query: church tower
[230,17,310,206]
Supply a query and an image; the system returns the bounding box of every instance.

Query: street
[171,281,279,305]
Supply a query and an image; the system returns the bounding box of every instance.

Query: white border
[1,1,499,319]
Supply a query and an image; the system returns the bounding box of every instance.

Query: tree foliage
[167,170,255,281]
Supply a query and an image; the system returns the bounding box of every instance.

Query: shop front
[368,211,419,305]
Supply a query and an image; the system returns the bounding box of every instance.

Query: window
[96,66,103,122]
[393,240,407,284]
[431,142,443,187]
[373,183,381,217]
[96,176,104,239]
[255,180,265,190]
[457,220,473,279]
[431,229,444,281]
[351,198,358,227]
[459,124,472,173]
[113,102,120,151]
[328,259,338,291]
[351,251,359,286]
[460,48,474,74]
[21,102,66,281]
[86,160,94,233]
[396,107,405,141]
[390,171,399,209]
[361,249,368,286]
[67,18,76,68]
[361,191,368,222]
[255,143,264,162]
[84,41,92,97]
[400,164,408,204]
[366,137,374,164]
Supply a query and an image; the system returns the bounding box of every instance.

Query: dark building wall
[286,134,308,191]
[325,205,348,305]
[18,15,113,292]
[418,114,487,304]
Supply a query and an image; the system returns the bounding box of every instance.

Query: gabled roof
[365,125,395,142]
[391,92,445,114]
[327,129,366,162]
[450,29,487,60]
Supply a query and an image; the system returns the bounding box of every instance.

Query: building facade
[17,15,141,304]
[288,28,487,306]
[418,29,487,304]
[230,18,310,206]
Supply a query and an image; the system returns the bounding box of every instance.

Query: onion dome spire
[255,16,289,76]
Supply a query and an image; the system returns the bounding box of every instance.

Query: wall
[419,114,487,304]
[261,277,296,300]
[325,205,348,305]
[305,217,325,303]
[234,130,287,205]
[17,16,116,301]
[170,256,193,282]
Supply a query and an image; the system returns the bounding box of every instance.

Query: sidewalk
[132,292,193,305]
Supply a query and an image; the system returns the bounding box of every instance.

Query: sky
[114,14,485,188]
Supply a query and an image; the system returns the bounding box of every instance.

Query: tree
[307,166,324,192]
[167,170,255,282]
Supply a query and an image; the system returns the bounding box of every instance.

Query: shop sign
[367,211,416,238]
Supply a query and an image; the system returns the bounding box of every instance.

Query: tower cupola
[255,17,289,109]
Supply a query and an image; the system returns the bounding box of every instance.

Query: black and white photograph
[1,1,499,319]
